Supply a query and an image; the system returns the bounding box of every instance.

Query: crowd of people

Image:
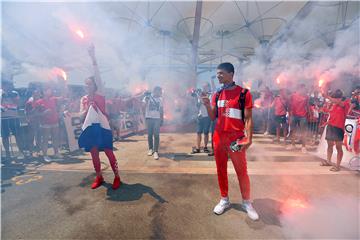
[2,55,360,220]
[0,77,143,162]
[2,73,359,167]
[190,77,359,172]
[256,85,359,149]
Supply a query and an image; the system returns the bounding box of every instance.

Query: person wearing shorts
[271,89,288,144]
[25,89,42,156]
[1,81,25,159]
[193,83,211,154]
[35,87,62,162]
[321,89,350,171]
[288,84,309,153]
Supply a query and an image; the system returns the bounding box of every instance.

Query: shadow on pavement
[106,182,167,203]
[161,152,213,161]
[78,174,167,203]
[232,198,282,228]
[1,152,86,193]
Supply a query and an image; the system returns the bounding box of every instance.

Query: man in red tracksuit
[202,62,259,221]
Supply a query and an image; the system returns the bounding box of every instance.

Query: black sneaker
[203,147,210,153]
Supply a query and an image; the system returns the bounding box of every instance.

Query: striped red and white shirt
[211,85,253,134]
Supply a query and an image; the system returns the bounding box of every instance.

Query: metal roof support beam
[270,1,315,46]
[191,0,203,86]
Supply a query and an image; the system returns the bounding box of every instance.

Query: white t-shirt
[198,95,210,118]
[143,96,163,119]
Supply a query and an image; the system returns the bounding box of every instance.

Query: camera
[190,88,202,97]
[144,90,152,97]
[143,90,152,100]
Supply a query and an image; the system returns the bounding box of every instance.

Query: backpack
[215,87,249,123]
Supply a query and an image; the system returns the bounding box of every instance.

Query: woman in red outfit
[79,45,121,190]
[321,89,350,171]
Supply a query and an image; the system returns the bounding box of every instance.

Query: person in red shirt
[307,99,320,144]
[67,91,81,113]
[287,84,309,153]
[25,89,41,156]
[35,86,63,162]
[271,89,288,144]
[321,89,350,171]
[78,44,121,190]
[202,62,259,221]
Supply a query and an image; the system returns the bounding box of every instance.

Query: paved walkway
[1,134,359,239]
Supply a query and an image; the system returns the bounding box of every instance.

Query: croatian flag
[78,105,113,152]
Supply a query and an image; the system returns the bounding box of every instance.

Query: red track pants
[90,147,119,176]
[213,130,250,200]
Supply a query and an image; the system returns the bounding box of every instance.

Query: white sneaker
[213,198,231,215]
[153,152,159,160]
[44,156,52,162]
[242,201,259,221]
[301,147,307,154]
[147,149,153,156]
[263,131,269,136]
